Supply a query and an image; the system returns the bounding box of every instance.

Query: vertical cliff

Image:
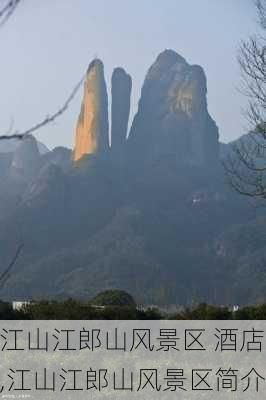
[74,50,219,167]
[111,67,132,149]
[74,59,109,161]
[128,49,219,165]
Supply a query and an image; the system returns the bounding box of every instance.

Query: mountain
[74,59,109,161]
[111,67,132,150]
[0,137,49,155]
[220,131,266,159]
[0,136,71,225]
[10,135,41,179]
[128,50,219,166]
[0,49,265,306]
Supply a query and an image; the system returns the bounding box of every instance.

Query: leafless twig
[224,0,266,201]
[0,76,84,141]
[0,243,24,290]
[0,0,21,28]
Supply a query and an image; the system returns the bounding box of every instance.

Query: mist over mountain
[0,50,264,306]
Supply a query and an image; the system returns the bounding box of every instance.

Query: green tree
[90,290,136,307]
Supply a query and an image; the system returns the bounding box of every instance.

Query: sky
[0,0,258,150]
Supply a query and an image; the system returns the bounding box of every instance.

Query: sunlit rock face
[74,59,109,161]
[111,67,132,149]
[74,50,219,167]
[128,49,219,165]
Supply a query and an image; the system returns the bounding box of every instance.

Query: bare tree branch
[0,76,84,141]
[0,0,21,27]
[224,0,266,200]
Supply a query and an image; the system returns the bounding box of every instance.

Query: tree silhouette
[225,0,266,200]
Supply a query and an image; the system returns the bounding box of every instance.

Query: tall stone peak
[74,58,109,161]
[73,51,219,167]
[128,49,219,165]
[148,49,187,75]
[111,67,132,151]
[157,48,187,62]
[87,58,103,72]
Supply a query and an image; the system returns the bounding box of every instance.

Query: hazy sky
[0,0,257,150]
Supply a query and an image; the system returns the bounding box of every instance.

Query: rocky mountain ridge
[74,49,219,167]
